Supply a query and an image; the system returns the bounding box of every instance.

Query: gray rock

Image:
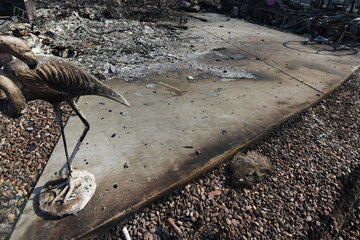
[144,231,153,240]
[0,223,11,235]
[7,199,17,207]
[229,151,272,187]
[191,5,201,12]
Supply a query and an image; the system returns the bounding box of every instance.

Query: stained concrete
[10,13,360,240]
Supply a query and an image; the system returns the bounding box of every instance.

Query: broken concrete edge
[74,65,360,240]
[10,63,359,239]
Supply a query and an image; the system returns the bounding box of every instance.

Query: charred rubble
[209,0,360,50]
[2,1,359,52]
[133,0,360,50]
[0,0,199,83]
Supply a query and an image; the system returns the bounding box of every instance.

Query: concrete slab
[190,13,359,93]
[10,14,360,240]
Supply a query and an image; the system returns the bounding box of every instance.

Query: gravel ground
[94,71,360,239]
[0,102,70,240]
[0,102,71,195]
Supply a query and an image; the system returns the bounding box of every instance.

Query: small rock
[226,218,231,225]
[7,213,15,222]
[143,231,153,240]
[145,83,156,89]
[0,223,11,235]
[208,190,221,200]
[229,151,272,187]
[231,219,238,226]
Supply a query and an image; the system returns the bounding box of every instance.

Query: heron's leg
[66,99,90,168]
[54,103,72,177]
[51,100,90,203]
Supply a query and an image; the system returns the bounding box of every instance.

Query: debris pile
[1,4,192,81]
[168,0,360,49]
[221,0,360,50]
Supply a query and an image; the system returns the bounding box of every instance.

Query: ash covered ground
[0,1,360,240]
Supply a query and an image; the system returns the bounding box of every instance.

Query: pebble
[226,218,231,225]
[143,232,153,240]
[7,213,15,222]
[0,224,11,235]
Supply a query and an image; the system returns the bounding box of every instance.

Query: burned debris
[220,0,360,50]
[172,0,360,50]
[3,0,358,62]
[0,1,197,83]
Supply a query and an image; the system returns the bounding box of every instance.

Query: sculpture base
[37,169,96,218]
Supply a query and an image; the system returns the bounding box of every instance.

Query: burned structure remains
[219,0,360,50]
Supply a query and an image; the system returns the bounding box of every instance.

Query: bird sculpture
[0,35,38,116]
[0,35,130,216]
